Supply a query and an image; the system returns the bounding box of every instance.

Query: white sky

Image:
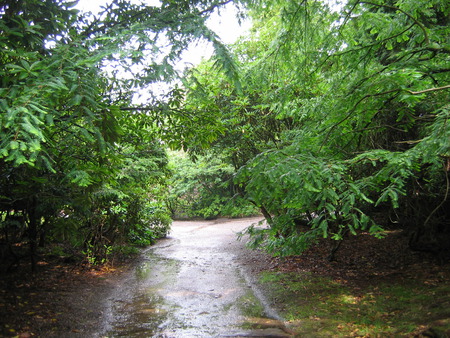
[75,0,250,65]
[75,0,251,102]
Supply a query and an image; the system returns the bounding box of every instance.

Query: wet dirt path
[97,217,292,337]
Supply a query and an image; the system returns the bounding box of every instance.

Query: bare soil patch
[258,230,450,287]
[0,255,131,337]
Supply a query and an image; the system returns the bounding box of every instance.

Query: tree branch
[320,88,401,151]
[198,0,234,15]
[333,23,415,59]
[120,107,156,111]
[359,1,429,45]
[406,84,450,95]
[424,165,449,227]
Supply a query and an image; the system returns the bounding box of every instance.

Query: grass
[259,271,450,337]
[237,290,266,317]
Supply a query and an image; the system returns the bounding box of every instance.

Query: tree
[0,0,245,269]
[0,0,115,269]
[242,0,450,257]
[179,0,450,259]
[332,0,450,254]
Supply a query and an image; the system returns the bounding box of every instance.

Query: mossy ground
[259,268,450,337]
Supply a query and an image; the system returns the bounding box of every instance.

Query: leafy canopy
[179,0,450,257]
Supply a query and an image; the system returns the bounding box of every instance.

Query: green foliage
[1,0,242,265]
[71,140,172,260]
[166,150,259,219]
[1,0,449,263]
[127,203,172,247]
[236,150,390,256]
[179,0,450,257]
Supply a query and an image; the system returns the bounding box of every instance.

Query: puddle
[97,218,294,337]
[101,254,180,337]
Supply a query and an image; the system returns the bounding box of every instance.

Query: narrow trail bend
[98,217,293,337]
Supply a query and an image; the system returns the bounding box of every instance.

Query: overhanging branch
[359,1,429,45]
[321,84,450,151]
[406,84,450,95]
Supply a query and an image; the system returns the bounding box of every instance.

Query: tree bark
[27,198,38,272]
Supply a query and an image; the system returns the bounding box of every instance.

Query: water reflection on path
[98,217,292,337]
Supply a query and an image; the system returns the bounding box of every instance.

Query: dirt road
[97,217,293,337]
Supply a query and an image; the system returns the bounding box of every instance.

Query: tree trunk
[260,205,273,224]
[27,198,38,272]
[327,239,344,262]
